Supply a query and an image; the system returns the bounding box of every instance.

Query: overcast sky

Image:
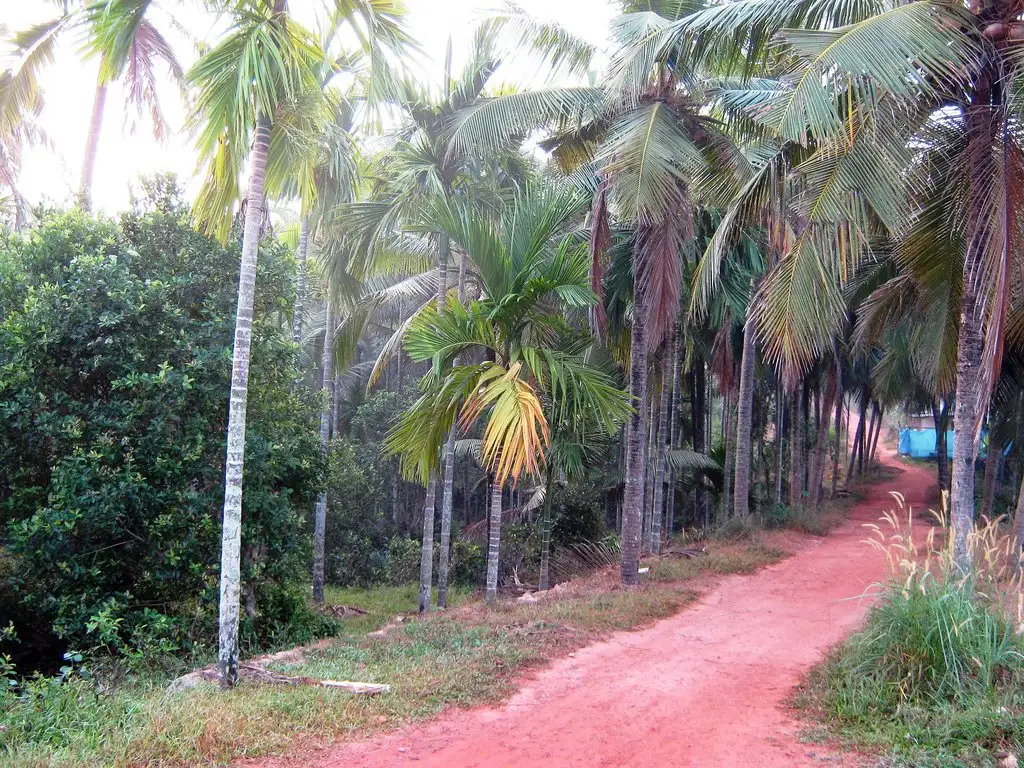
[3,0,613,214]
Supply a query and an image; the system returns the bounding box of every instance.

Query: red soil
[255,450,934,768]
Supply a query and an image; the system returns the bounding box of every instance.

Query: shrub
[0,194,322,668]
[828,579,1023,718]
[383,538,421,585]
[804,497,1024,763]
[450,539,484,586]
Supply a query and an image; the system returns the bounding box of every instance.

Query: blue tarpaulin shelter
[898,428,954,459]
[898,429,1007,459]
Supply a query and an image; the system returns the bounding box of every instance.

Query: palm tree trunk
[652,343,672,551]
[981,434,1002,521]
[418,235,453,612]
[217,116,271,690]
[801,384,811,492]
[720,385,735,521]
[830,378,844,499]
[485,479,503,603]
[933,400,951,495]
[809,372,837,508]
[620,296,649,586]
[691,362,708,528]
[666,327,682,537]
[642,398,657,554]
[538,467,556,591]
[788,387,802,508]
[291,216,309,345]
[733,323,757,519]
[868,404,885,464]
[951,70,1001,574]
[846,398,868,487]
[79,72,108,213]
[312,297,335,605]
[774,380,784,506]
[418,477,437,612]
[436,243,463,609]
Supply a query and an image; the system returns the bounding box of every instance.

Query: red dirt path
[257,451,934,768]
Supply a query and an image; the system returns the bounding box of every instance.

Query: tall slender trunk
[312,298,335,604]
[79,72,108,213]
[788,387,802,508]
[950,74,998,575]
[436,243,463,609]
[642,399,655,553]
[846,398,868,488]
[809,372,837,508]
[830,374,844,499]
[652,342,672,550]
[933,400,951,495]
[863,405,877,470]
[538,466,556,591]
[981,434,1002,520]
[774,380,784,506]
[800,384,811,492]
[485,479,503,603]
[733,323,757,518]
[666,326,682,537]
[217,116,271,690]
[418,477,437,612]
[620,296,648,586]
[721,385,735,521]
[868,404,885,464]
[292,216,309,345]
[691,362,708,528]
[418,235,452,612]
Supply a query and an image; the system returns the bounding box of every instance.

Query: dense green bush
[0,192,323,669]
[827,579,1023,715]
[323,440,390,587]
[807,577,1024,763]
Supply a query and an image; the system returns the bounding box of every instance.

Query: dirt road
[263,454,934,768]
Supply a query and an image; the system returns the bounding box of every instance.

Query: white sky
[2,0,613,214]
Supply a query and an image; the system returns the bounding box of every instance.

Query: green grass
[0,537,797,768]
[321,583,474,635]
[794,579,1024,768]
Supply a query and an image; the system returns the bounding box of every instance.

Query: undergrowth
[796,495,1024,767]
[0,536,789,767]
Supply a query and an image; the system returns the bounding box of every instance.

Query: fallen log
[168,661,389,694]
[662,546,707,559]
[322,604,369,618]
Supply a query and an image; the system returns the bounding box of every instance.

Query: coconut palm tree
[187,0,408,689]
[615,0,1024,574]
[5,0,187,211]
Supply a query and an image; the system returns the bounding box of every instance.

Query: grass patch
[1,536,796,767]
[794,499,1024,767]
[795,582,1024,767]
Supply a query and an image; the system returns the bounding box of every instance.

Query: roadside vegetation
[796,501,1024,767]
[1,532,789,768]
[5,0,1024,766]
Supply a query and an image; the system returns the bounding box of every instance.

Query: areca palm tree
[187,0,408,689]
[336,22,578,610]
[386,187,631,603]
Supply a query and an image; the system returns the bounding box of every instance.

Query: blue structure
[898,428,1008,459]
[898,428,954,459]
